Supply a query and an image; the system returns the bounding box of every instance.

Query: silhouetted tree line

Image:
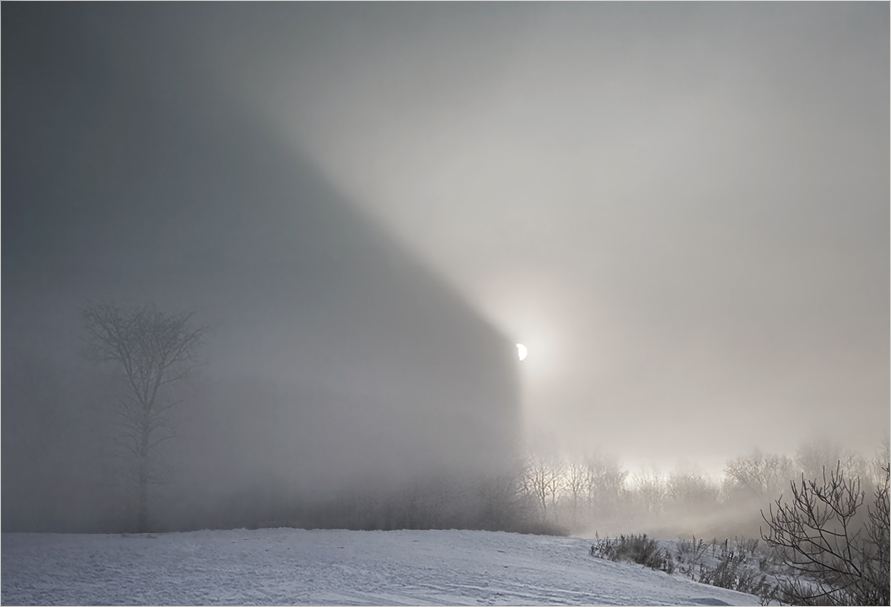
[517,440,889,541]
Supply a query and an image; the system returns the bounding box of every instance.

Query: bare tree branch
[761,462,890,605]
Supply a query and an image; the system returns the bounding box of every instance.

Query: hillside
[2,528,759,605]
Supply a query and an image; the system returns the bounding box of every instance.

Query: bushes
[692,539,777,601]
[675,535,708,563]
[591,535,781,604]
[590,534,673,574]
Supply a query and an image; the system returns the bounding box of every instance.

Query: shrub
[590,534,673,573]
[762,462,890,605]
[676,535,708,563]
[593,534,781,605]
[698,546,775,599]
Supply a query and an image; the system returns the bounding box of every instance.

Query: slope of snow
[2,528,760,605]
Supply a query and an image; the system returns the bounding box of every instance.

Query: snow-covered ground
[2,528,760,605]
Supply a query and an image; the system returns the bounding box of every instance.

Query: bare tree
[82,302,205,532]
[725,448,795,501]
[761,462,890,605]
[867,440,890,492]
[585,452,627,519]
[564,456,589,525]
[666,470,719,516]
[521,453,564,518]
[631,468,667,517]
[795,439,867,487]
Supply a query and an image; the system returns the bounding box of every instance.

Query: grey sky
[7,3,890,474]
[172,2,889,470]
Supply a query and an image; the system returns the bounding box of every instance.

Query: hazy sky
[174,2,888,471]
[8,3,890,475]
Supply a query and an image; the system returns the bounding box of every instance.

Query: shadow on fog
[2,4,526,533]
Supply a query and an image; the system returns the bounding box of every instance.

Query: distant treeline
[516,439,890,538]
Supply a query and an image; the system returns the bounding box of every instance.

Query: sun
[516,343,528,361]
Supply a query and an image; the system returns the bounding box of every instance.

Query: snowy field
[2,528,760,606]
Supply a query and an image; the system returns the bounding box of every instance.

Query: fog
[2,4,888,534]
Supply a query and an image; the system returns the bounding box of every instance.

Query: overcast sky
[172,2,889,471]
[9,3,890,475]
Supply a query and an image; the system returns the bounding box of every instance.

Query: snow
[2,528,760,606]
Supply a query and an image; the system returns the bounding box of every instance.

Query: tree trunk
[136,457,148,533]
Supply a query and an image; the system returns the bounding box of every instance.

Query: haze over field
[2,2,888,536]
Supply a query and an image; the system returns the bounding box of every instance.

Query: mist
[2,3,887,536]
